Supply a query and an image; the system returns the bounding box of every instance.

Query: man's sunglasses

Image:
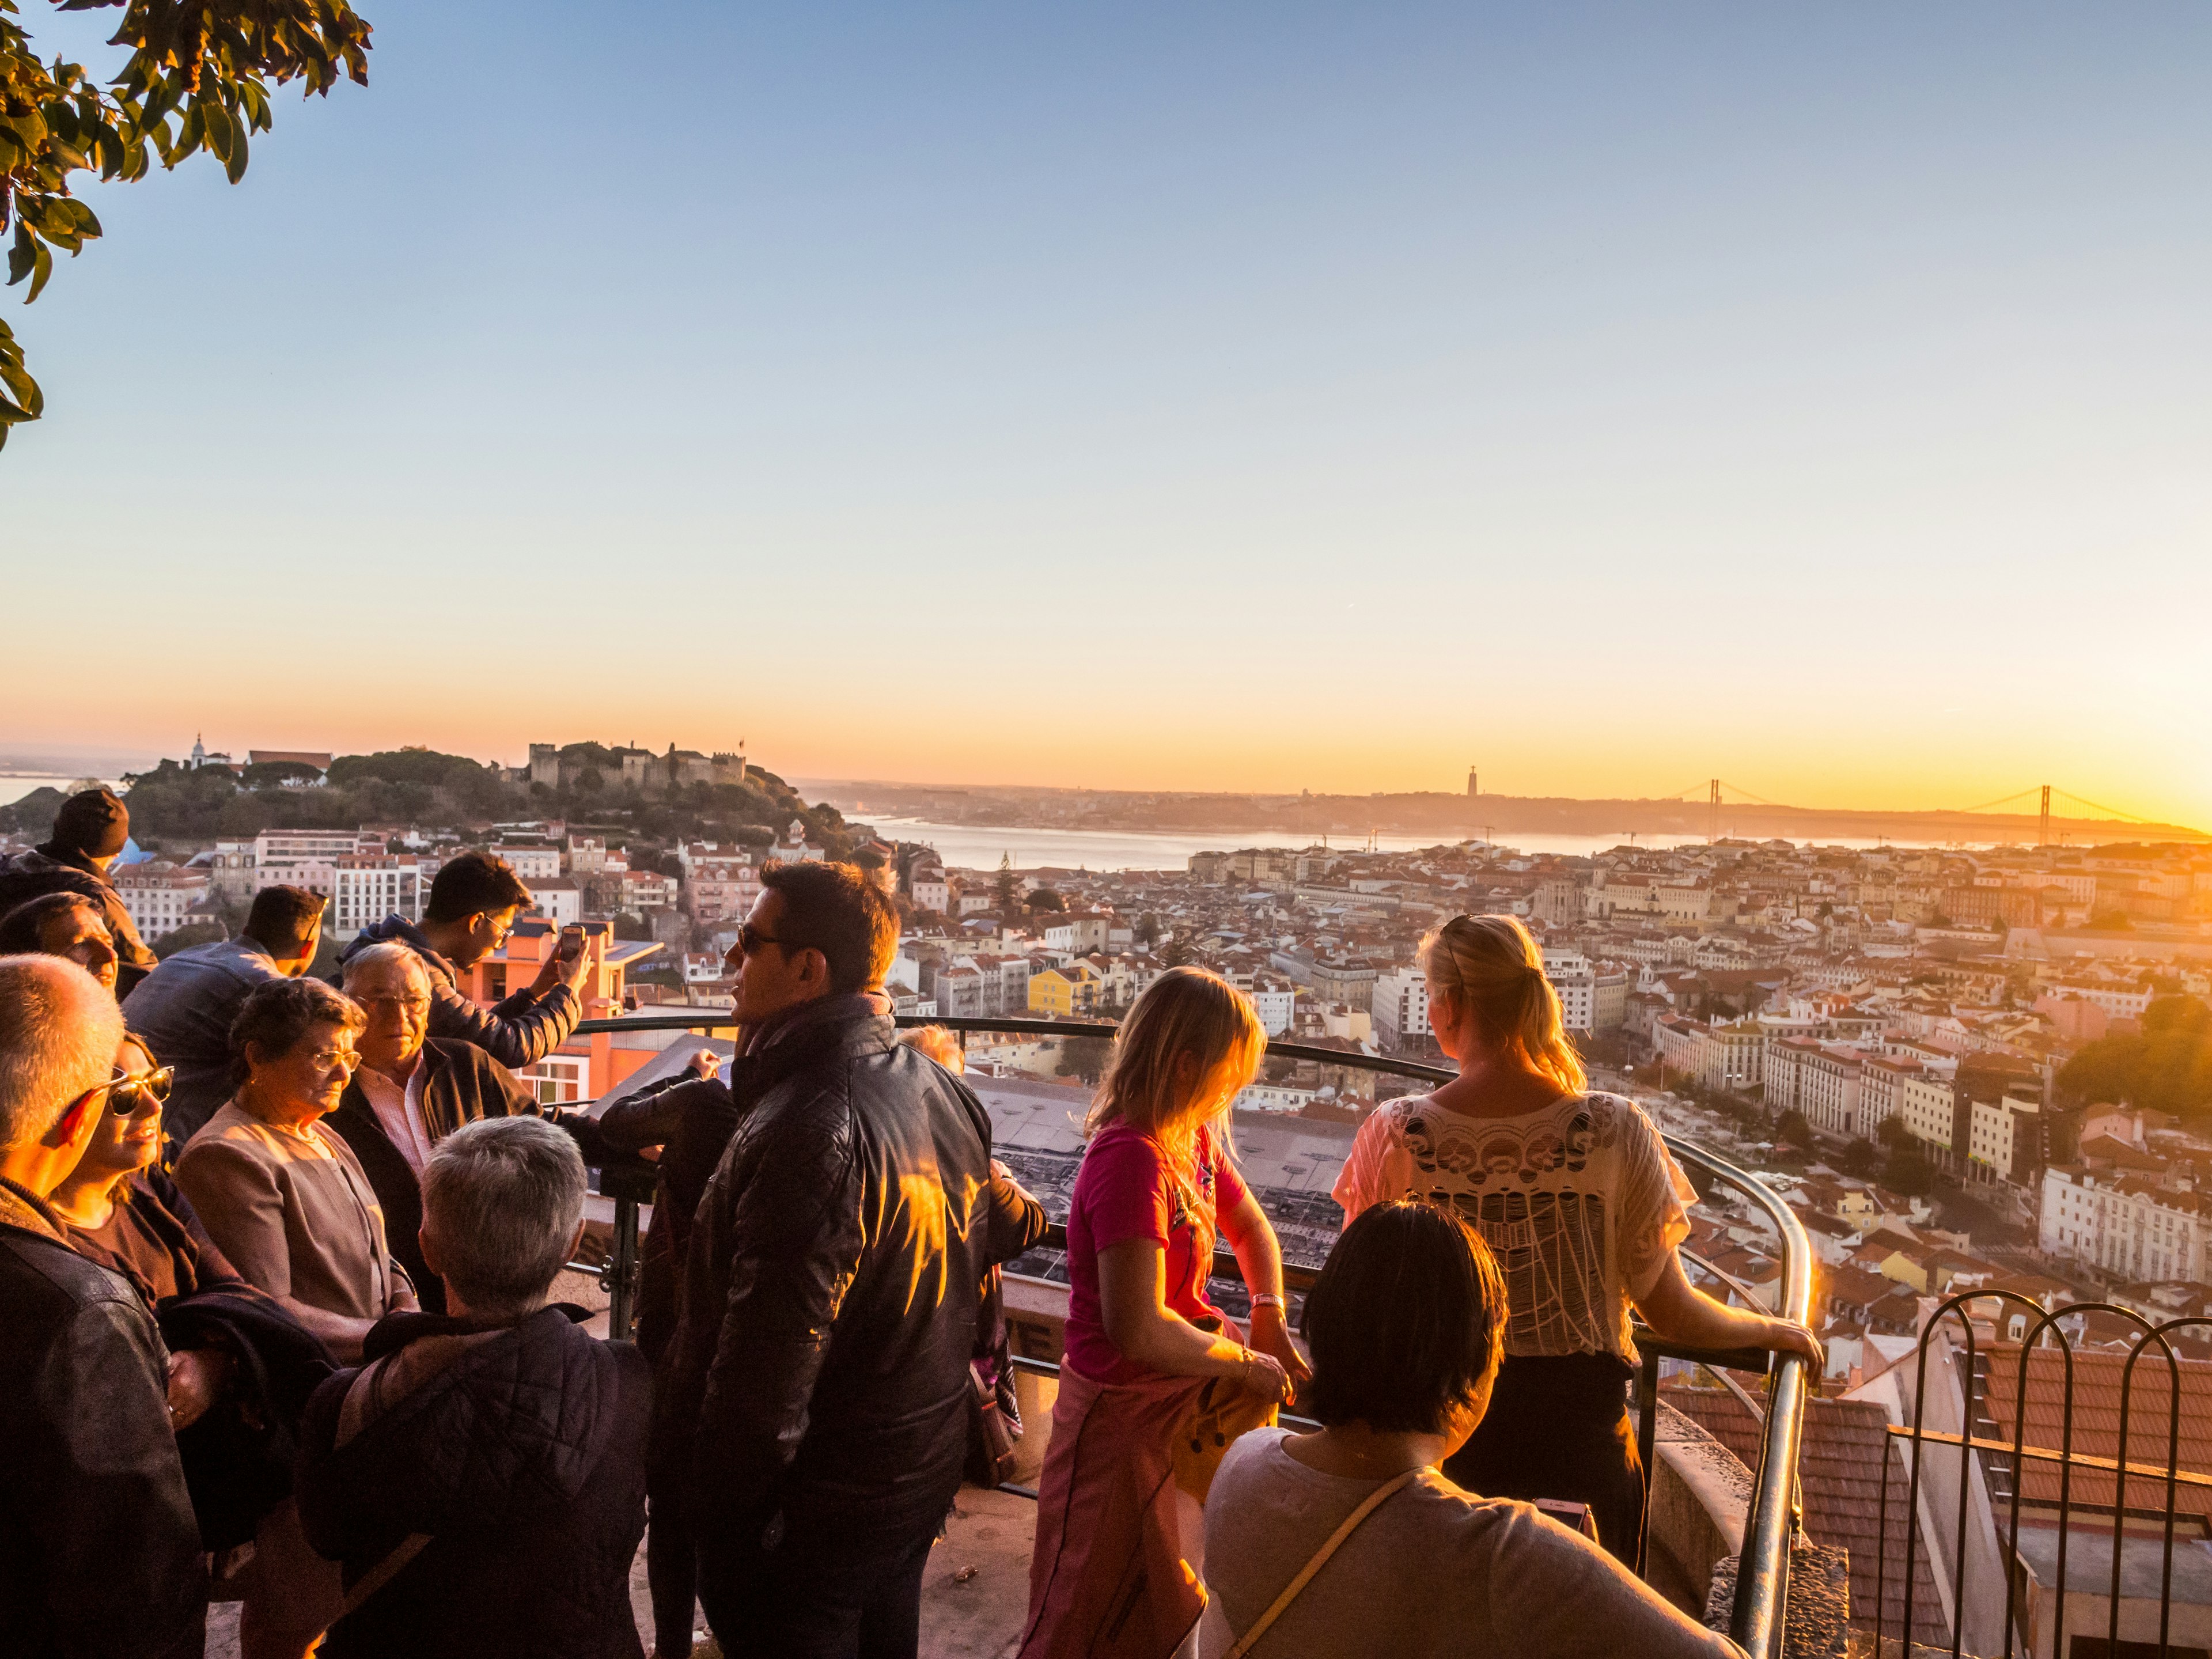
[737,922,796,957]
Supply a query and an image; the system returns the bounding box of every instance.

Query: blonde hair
[899,1024,964,1073]
[1419,915,1586,1095]
[1086,967,1266,1158]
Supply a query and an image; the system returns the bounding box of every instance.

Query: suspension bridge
[1652,780,2201,846]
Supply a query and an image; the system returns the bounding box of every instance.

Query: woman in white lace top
[1334,914,1819,1563]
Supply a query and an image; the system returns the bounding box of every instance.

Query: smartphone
[558,925,586,963]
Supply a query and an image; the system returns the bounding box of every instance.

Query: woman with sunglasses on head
[48,1032,262,1430]
[1333,915,1820,1567]
[1022,967,1309,1659]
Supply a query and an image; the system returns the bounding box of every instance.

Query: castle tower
[1466,766,1478,797]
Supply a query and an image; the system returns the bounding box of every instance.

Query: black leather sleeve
[35,1299,207,1656]
[692,1087,865,1522]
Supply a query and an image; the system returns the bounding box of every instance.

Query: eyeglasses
[356,993,432,1015]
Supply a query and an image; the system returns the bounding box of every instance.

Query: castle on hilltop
[526,742,747,794]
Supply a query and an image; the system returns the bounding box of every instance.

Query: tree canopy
[1,0,372,448]
[2057,996,2212,1122]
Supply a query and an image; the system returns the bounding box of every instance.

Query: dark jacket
[593,1070,743,1366]
[339,914,580,1068]
[162,1291,338,1551]
[325,1038,621,1315]
[658,998,1040,1540]
[120,934,288,1143]
[296,1305,652,1659]
[0,1179,206,1659]
[0,845,159,994]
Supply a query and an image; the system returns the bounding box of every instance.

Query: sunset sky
[5,4,2209,825]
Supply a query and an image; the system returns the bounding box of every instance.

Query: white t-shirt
[1333,1090,1693,1362]
[1200,1429,1741,1658]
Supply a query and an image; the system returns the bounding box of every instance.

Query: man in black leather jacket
[658,861,1040,1659]
[0,955,206,1658]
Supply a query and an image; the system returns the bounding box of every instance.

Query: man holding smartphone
[340,850,590,1068]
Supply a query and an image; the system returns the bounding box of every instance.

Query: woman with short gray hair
[296,1116,653,1659]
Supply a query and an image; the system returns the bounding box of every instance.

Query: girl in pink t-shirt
[1023,968,1309,1659]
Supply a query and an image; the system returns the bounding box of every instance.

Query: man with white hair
[0,955,206,1658]
[296,1116,652,1659]
[326,941,620,1315]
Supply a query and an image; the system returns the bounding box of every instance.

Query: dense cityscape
[12,736,2210,1387]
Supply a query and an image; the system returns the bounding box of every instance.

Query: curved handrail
[565,1009,1809,1649]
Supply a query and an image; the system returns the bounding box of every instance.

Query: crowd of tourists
[3,786,1816,1658]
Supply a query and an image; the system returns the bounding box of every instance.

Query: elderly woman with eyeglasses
[175,977,416,1364]
[48,1032,262,1428]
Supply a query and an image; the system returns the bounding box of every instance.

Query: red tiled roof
[1664,1385,1949,1646]
[1977,1343,2212,1524]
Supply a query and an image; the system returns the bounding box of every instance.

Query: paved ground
[206,1483,1037,1658]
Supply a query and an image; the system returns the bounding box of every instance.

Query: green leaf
[200,97,234,165]
[5,225,33,288]
[224,116,248,184]
[26,240,52,302]
[0,359,42,418]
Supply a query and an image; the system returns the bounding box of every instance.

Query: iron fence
[1877,1288,2210,1659]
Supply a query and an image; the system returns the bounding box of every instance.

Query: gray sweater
[1200,1429,1742,1659]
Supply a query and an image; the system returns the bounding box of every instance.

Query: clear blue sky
[6,3,2210,823]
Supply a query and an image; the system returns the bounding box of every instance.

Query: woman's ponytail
[1419,914,1587,1095]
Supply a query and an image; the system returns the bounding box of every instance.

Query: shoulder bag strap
[1224,1466,1422,1658]
[337,1532,433,1619]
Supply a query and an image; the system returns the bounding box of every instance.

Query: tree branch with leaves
[0,0,370,448]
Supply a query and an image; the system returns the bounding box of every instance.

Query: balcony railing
[565,1010,1813,1655]
[1874,1288,2211,1659]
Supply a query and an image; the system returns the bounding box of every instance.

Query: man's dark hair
[1298,1200,1507,1435]
[0,892,103,957]
[244,885,327,958]
[423,850,533,925]
[229,975,363,1086]
[758,860,897,995]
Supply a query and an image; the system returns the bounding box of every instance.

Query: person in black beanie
[0,787,158,995]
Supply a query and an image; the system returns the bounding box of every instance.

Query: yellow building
[1028,963,1100,1017]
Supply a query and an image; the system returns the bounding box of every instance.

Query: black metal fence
[1876,1288,2209,1659]
[566,1011,1812,1655]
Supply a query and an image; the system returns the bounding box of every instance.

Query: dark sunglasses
[59,1065,174,1135]
[737,922,793,957]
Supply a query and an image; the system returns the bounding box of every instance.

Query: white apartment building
[1373,967,1430,1052]
[1856,1055,1925,1142]
[1765,1040,1866,1138]
[1652,1014,1765,1092]
[525,874,585,926]
[932,963,987,1018]
[1542,946,1596,1034]
[252,830,378,897]
[912,872,950,914]
[2041,1166,2210,1284]
[1249,982,1296,1037]
[330,855,425,941]
[114,862,214,940]
[492,842,562,881]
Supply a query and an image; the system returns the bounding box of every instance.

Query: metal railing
[1876,1288,2210,1659]
[564,1010,1812,1654]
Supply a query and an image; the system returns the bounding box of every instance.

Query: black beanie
[51,787,130,859]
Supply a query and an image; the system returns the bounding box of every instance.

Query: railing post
[1636,1349,1660,1580]
[608,1185,639,1342]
